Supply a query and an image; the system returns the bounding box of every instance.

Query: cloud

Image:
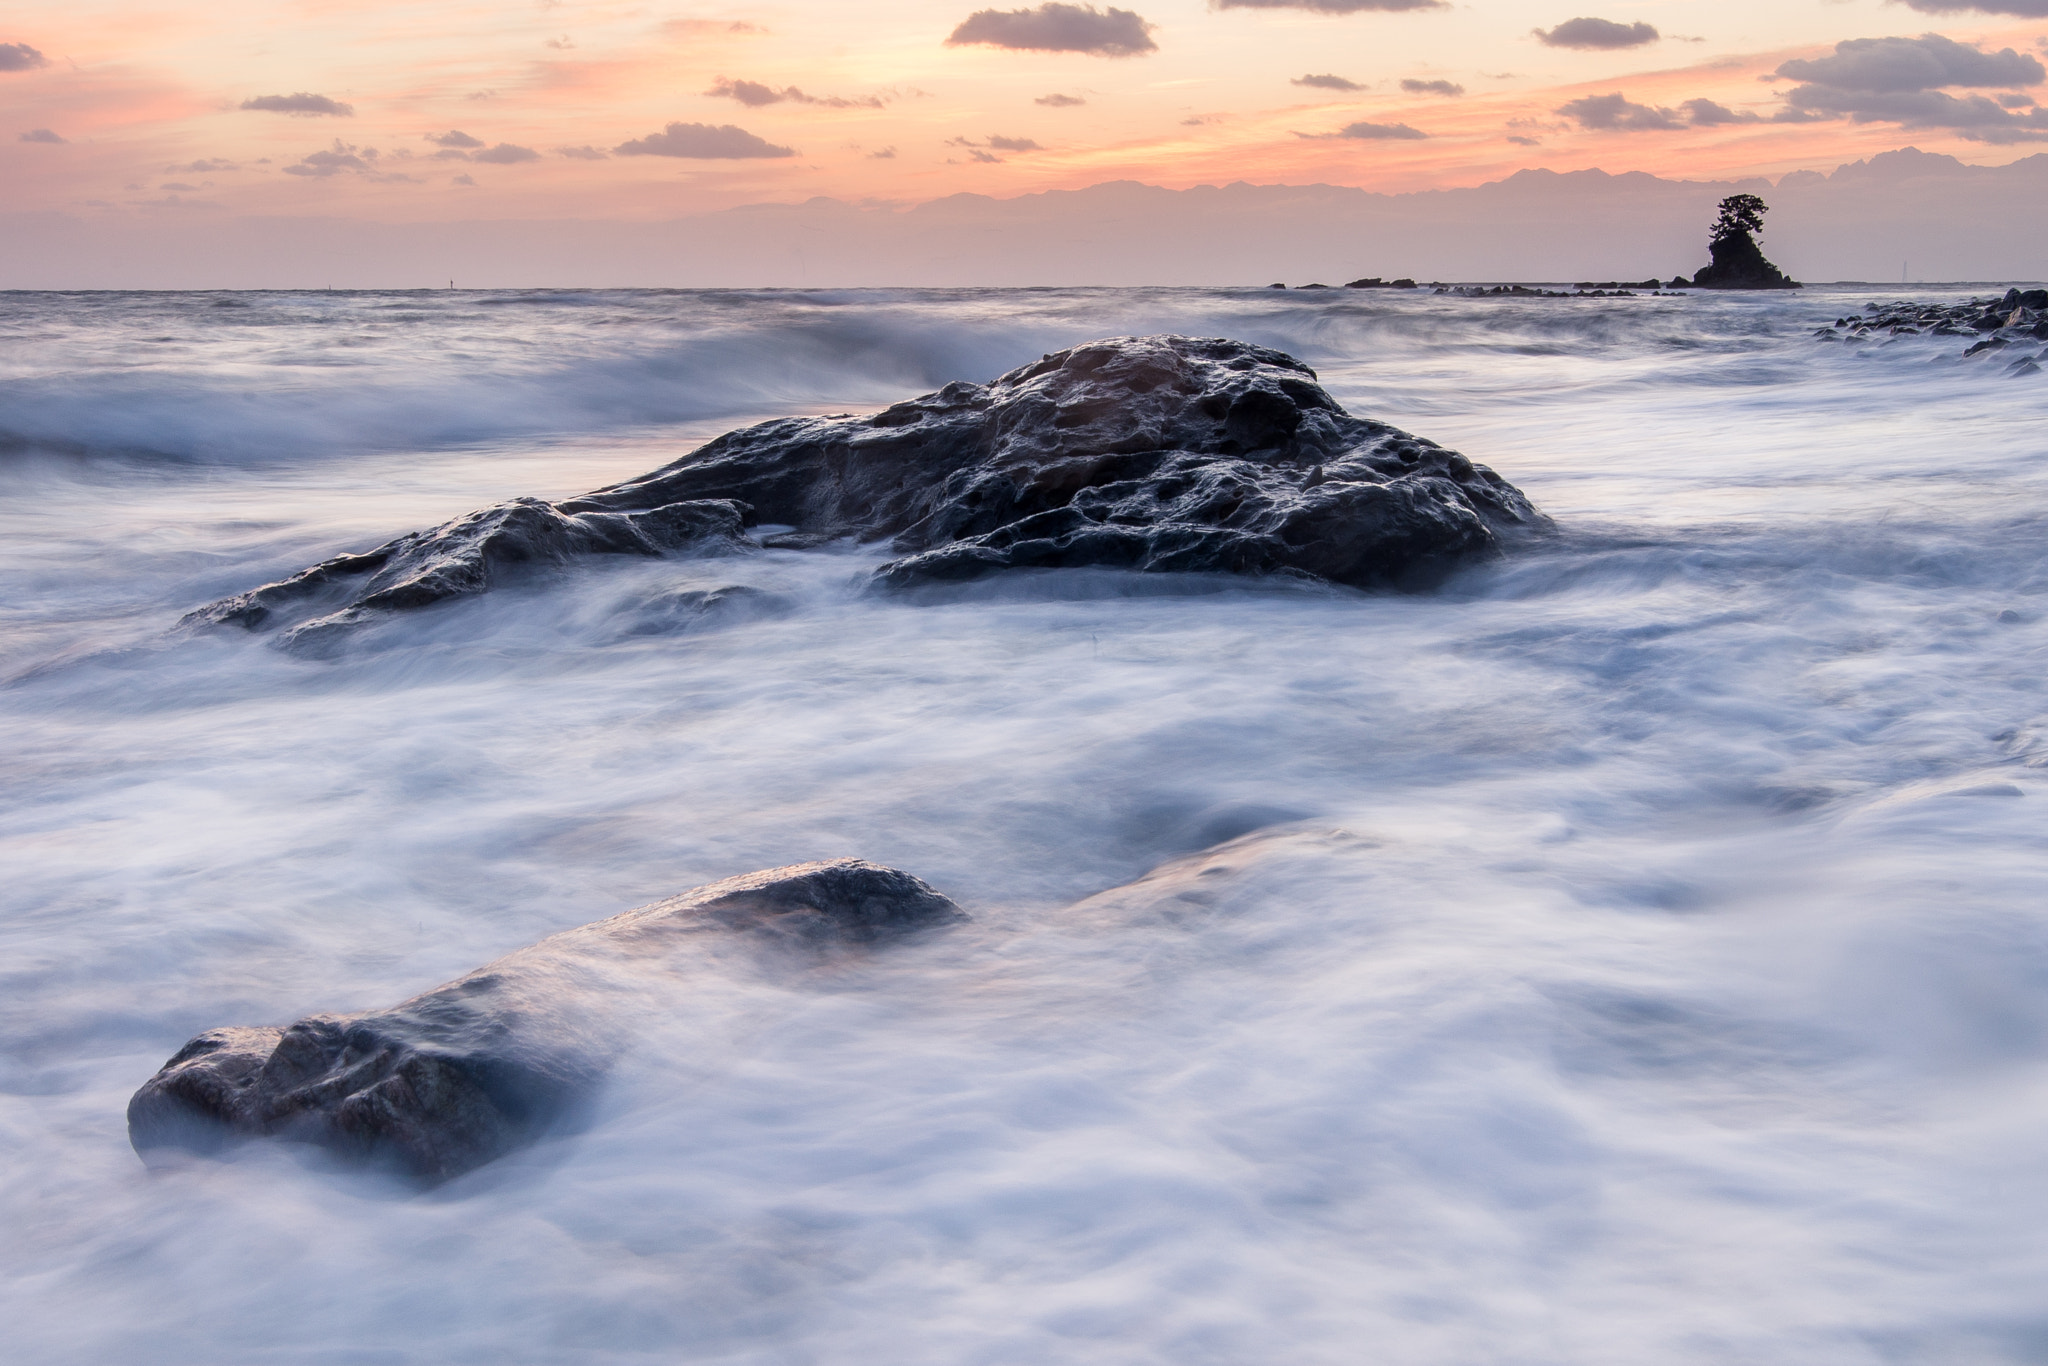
[1400,78,1464,96]
[473,143,540,163]
[1556,92,1683,129]
[1771,33,2048,140]
[613,121,796,157]
[427,129,484,148]
[946,4,1157,57]
[948,133,1044,148]
[663,19,766,36]
[282,141,374,177]
[968,148,1003,162]
[1300,119,1427,138]
[0,42,47,72]
[869,146,898,157]
[1534,17,1659,50]
[160,181,200,191]
[242,92,355,117]
[1773,33,2042,93]
[1215,0,1445,11]
[18,127,63,143]
[1294,73,1363,91]
[555,145,608,159]
[453,174,476,185]
[1680,97,1759,125]
[134,193,223,210]
[546,36,574,49]
[167,158,238,172]
[1900,0,2048,14]
[1036,92,1086,105]
[706,77,885,108]
[1505,134,1541,145]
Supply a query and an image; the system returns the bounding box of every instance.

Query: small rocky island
[186,335,1547,648]
[1692,194,1799,290]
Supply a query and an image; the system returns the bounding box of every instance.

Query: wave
[0,285,1929,465]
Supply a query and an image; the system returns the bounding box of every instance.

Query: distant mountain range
[5,148,2041,288]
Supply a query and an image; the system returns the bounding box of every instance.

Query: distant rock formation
[1692,194,1799,290]
[128,860,965,1183]
[1344,277,1417,289]
[185,335,1547,648]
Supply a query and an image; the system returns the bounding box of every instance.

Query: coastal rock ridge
[184,334,1547,645]
[127,860,965,1183]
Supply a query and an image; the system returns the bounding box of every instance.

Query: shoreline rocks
[128,860,965,1183]
[185,334,1547,645]
[1815,290,2048,373]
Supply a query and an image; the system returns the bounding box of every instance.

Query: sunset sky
[4,0,2046,222]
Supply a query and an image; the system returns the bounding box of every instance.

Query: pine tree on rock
[1692,194,1799,290]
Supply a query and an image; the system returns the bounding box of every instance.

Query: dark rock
[128,860,964,1183]
[1297,283,1330,289]
[1966,337,2011,357]
[1692,230,1798,289]
[1691,194,1798,290]
[1668,277,1689,289]
[2022,289,2048,311]
[1343,277,1413,289]
[1267,282,1287,289]
[187,335,1547,639]
[188,496,751,650]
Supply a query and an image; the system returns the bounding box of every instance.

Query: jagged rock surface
[186,335,1546,641]
[128,860,964,1183]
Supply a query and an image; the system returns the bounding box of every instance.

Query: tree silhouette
[1711,194,1768,245]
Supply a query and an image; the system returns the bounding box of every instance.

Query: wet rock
[188,336,1546,639]
[615,584,793,638]
[188,496,751,650]
[128,860,964,1183]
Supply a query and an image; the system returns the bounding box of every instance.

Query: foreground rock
[185,335,1546,644]
[129,860,964,1183]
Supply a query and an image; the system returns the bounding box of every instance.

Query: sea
[3,285,2046,1364]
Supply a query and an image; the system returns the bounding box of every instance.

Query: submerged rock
[128,860,964,1183]
[186,335,1545,641]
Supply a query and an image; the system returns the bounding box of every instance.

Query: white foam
[2,286,2046,1363]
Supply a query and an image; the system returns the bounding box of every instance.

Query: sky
[3,0,2047,224]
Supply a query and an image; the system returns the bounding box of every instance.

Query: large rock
[186,335,1546,643]
[128,860,964,1183]
[1692,230,1799,290]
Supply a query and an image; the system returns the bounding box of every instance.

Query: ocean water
[3,285,2048,1364]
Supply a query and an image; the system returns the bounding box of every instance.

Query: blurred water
[3,286,2047,1364]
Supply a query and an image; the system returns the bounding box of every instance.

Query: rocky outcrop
[184,335,1546,644]
[128,860,964,1183]
[1815,290,2048,374]
[1693,231,1799,289]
